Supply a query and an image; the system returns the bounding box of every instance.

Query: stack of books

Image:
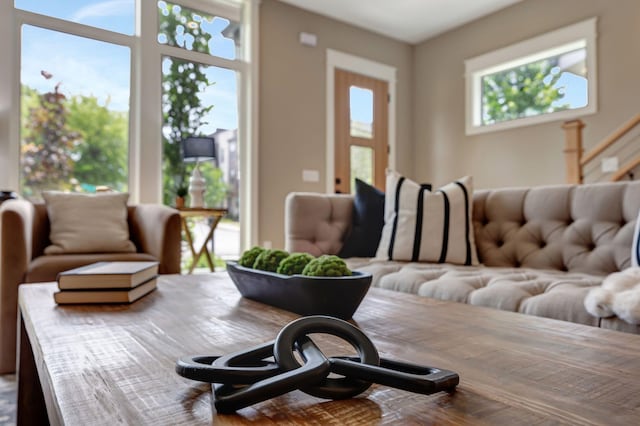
[54,261,159,304]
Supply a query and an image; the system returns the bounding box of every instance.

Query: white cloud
[71,0,132,21]
[21,29,130,111]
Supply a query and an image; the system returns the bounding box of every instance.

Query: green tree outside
[19,1,228,208]
[66,95,128,191]
[20,82,81,197]
[159,1,227,206]
[482,59,568,125]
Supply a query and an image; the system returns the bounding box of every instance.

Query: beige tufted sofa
[285,180,640,334]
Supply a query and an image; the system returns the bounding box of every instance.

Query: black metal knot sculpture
[176,315,459,413]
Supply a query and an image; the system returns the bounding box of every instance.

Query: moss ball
[253,249,290,272]
[238,246,265,268]
[301,255,352,277]
[277,253,315,275]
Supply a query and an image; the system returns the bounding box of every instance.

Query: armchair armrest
[284,192,354,256]
[129,204,181,274]
[0,199,35,373]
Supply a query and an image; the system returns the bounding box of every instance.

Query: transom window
[465,18,597,135]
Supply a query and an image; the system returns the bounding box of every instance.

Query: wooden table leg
[196,218,218,272]
[17,311,49,426]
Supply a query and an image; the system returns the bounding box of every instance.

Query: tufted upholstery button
[561,265,568,272]
[539,241,546,248]
[514,260,521,267]
[587,243,595,251]
[496,240,504,247]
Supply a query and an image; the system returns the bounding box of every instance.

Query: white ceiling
[278,0,522,44]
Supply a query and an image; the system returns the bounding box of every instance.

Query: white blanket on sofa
[584,267,640,324]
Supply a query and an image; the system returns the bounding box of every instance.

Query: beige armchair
[0,200,182,373]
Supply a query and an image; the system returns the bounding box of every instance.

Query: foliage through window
[20,25,130,198]
[158,1,240,60]
[481,47,587,125]
[465,18,596,135]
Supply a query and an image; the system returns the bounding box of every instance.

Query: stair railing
[563,113,640,184]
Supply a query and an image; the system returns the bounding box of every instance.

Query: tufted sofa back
[472,181,640,276]
[285,180,640,277]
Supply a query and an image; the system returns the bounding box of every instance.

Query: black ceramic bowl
[226,261,372,319]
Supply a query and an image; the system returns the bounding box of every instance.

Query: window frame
[3,0,259,249]
[464,17,597,135]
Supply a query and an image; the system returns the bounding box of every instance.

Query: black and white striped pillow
[633,209,640,267]
[375,171,478,266]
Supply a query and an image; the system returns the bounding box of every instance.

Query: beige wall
[413,0,640,189]
[259,0,413,248]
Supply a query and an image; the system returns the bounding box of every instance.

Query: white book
[54,277,157,304]
[57,261,159,290]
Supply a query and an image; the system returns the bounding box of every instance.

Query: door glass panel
[15,0,135,35]
[158,1,240,61]
[20,25,130,199]
[161,56,240,268]
[350,145,373,193]
[349,86,373,139]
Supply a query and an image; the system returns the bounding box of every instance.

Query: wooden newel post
[562,119,585,184]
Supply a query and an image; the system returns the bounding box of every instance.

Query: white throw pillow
[633,208,640,268]
[42,191,136,254]
[376,171,479,266]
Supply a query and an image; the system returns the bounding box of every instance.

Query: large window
[20,25,130,198]
[465,18,597,135]
[7,0,257,260]
[159,1,242,265]
[15,0,135,34]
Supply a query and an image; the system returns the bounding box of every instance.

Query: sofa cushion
[376,171,478,266]
[42,191,136,255]
[346,259,600,326]
[338,179,386,258]
[25,253,158,283]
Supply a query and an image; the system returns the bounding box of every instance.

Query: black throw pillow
[338,179,385,258]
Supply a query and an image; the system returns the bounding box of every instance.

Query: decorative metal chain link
[176,315,459,413]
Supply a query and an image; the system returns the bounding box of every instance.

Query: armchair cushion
[42,191,136,254]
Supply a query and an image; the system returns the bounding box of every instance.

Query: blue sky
[18,0,239,132]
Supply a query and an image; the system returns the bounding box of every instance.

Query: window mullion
[158,44,247,73]
[15,9,134,48]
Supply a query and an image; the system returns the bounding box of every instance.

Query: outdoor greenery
[482,59,569,125]
[160,1,227,206]
[21,82,82,197]
[19,1,228,208]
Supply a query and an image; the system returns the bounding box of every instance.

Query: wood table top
[18,274,640,425]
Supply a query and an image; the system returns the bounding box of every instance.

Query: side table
[177,207,227,274]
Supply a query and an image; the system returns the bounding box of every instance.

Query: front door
[334,69,388,194]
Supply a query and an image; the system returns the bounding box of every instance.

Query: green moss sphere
[277,253,315,275]
[238,246,265,268]
[301,255,352,277]
[252,249,290,272]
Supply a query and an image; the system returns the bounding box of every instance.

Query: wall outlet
[302,169,320,182]
[601,157,619,173]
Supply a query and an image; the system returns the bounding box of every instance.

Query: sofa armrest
[284,192,354,256]
[0,199,35,373]
[129,204,181,274]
